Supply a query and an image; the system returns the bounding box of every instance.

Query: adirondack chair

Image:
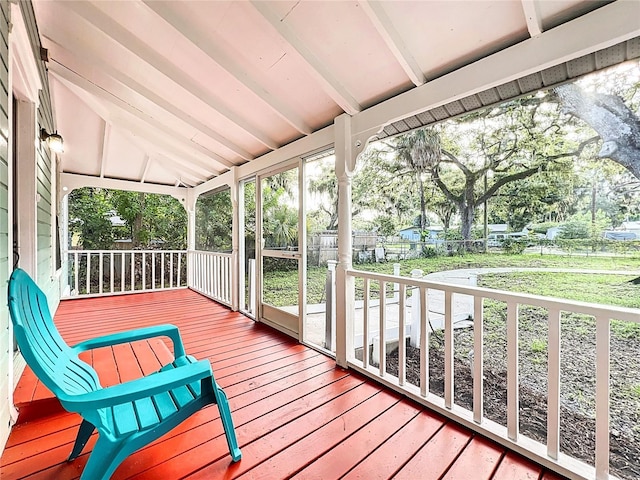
[8,268,241,479]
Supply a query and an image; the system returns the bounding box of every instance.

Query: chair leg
[79,435,128,480]
[213,382,242,462]
[68,420,95,461]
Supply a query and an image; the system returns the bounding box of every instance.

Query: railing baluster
[170,252,174,288]
[379,281,386,377]
[120,252,125,292]
[161,252,165,289]
[595,315,610,479]
[73,251,79,293]
[142,252,146,290]
[225,256,230,302]
[152,252,156,289]
[362,278,370,369]
[214,255,219,299]
[207,254,212,296]
[99,252,103,294]
[177,252,181,287]
[398,284,406,386]
[419,286,428,397]
[444,290,453,409]
[110,252,114,294]
[547,307,561,459]
[473,296,484,423]
[219,254,224,301]
[507,301,519,441]
[214,255,220,298]
[86,252,91,294]
[130,251,135,291]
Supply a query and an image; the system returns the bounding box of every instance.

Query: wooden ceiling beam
[99,120,111,178]
[52,74,221,183]
[50,63,227,176]
[360,1,426,87]
[143,0,313,136]
[140,154,151,183]
[45,37,251,163]
[61,172,188,197]
[521,0,543,38]
[250,0,362,116]
[64,1,279,150]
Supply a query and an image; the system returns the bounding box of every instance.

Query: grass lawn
[265,252,640,307]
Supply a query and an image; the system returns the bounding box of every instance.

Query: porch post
[230,167,240,311]
[185,189,197,288]
[335,114,357,368]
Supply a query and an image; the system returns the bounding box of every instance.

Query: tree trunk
[555,84,640,179]
[418,175,427,241]
[460,203,474,244]
[132,192,145,248]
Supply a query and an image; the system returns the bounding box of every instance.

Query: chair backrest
[8,268,101,400]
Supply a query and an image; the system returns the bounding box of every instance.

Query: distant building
[621,221,640,237]
[545,226,563,240]
[397,226,444,243]
[397,227,420,242]
[487,224,508,234]
[603,231,637,241]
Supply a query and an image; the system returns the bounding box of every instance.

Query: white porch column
[230,167,240,311]
[185,189,197,288]
[60,193,70,297]
[335,114,357,368]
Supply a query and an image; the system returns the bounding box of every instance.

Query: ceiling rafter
[49,62,228,174]
[61,172,187,198]
[63,1,279,150]
[360,1,426,87]
[150,154,205,187]
[114,117,221,180]
[249,0,362,116]
[143,1,313,136]
[521,0,543,37]
[52,74,222,184]
[140,154,151,183]
[98,120,111,178]
[45,37,252,163]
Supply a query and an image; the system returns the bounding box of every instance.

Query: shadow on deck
[2,289,564,479]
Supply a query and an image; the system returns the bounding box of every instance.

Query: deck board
[2,289,565,479]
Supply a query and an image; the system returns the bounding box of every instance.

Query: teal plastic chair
[8,268,241,479]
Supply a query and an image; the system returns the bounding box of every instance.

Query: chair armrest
[71,324,186,358]
[59,359,212,411]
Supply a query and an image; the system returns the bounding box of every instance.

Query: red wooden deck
[2,289,564,479]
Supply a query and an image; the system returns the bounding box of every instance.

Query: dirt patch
[384,317,640,480]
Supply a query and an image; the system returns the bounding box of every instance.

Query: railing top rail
[347,268,640,323]
[66,249,187,254]
[190,250,233,258]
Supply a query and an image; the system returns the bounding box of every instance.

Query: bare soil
[385,314,640,480]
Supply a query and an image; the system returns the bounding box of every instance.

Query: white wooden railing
[64,250,187,298]
[345,268,640,480]
[188,250,232,307]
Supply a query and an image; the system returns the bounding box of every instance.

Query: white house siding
[0,0,12,453]
[35,106,57,305]
[28,1,58,308]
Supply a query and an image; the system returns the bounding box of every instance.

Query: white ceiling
[31,0,631,188]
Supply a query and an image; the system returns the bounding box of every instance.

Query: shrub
[502,237,526,254]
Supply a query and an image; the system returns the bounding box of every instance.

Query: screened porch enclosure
[2,1,640,480]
